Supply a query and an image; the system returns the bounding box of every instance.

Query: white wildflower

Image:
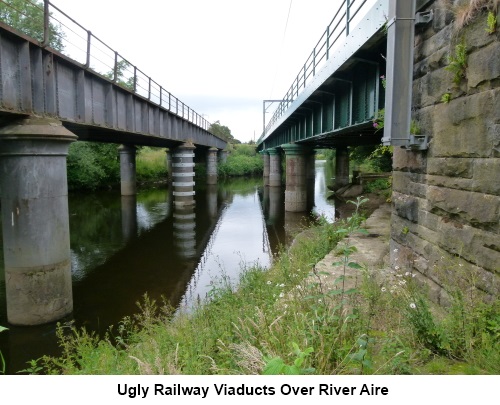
[409,303,416,309]
[279,292,284,298]
[381,287,387,292]
[266,281,271,285]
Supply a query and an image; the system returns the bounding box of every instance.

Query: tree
[209,120,240,143]
[0,0,64,51]
[104,59,135,91]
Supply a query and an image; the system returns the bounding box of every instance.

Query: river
[0,160,337,374]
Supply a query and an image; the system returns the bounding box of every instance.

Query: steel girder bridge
[257,0,432,152]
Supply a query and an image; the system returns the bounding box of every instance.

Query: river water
[0,160,337,374]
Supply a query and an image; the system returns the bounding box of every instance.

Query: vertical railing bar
[346,0,350,36]
[113,51,118,82]
[85,31,91,68]
[43,0,49,46]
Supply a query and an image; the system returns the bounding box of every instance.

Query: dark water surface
[0,161,337,374]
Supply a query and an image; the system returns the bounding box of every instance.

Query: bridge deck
[0,21,225,150]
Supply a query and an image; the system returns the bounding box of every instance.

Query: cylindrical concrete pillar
[119,144,137,196]
[261,150,270,186]
[267,148,282,187]
[172,142,196,207]
[206,147,218,185]
[121,195,137,242]
[334,146,350,190]
[0,117,77,325]
[282,143,308,212]
[218,149,228,164]
[306,149,316,210]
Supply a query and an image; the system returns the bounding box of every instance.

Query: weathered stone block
[468,42,500,88]
[392,148,427,172]
[427,185,500,228]
[472,158,500,195]
[393,192,420,223]
[413,67,454,108]
[427,174,473,191]
[431,90,500,157]
[427,157,473,178]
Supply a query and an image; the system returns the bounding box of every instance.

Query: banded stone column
[206,147,218,185]
[119,145,137,196]
[282,143,308,212]
[334,146,350,190]
[268,147,282,187]
[172,142,196,207]
[0,117,77,325]
[261,150,270,186]
[172,142,196,258]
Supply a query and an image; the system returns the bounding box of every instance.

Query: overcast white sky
[50,0,337,143]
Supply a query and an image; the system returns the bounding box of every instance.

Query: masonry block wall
[391,0,500,303]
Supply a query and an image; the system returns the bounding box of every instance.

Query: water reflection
[0,161,338,373]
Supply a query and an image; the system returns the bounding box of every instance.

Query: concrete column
[261,150,270,186]
[334,146,350,190]
[121,195,137,242]
[119,145,137,196]
[282,143,308,212]
[172,142,196,207]
[206,147,218,185]
[267,147,282,187]
[306,148,316,210]
[0,117,77,325]
[218,149,228,164]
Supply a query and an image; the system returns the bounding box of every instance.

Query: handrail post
[133,66,137,92]
[85,31,91,68]
[148,77,151,100]
[43,0,49,46]
[326,25,330,60]
[113,51,118,82]
[346,0,350,36]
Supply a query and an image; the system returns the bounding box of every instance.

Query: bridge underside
[258,0,388,152]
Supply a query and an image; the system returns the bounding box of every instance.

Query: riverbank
[33,193,499,375]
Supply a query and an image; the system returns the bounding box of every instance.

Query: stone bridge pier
[0,117,76,325]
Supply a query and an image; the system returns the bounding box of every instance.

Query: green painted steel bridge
[257,0,431,152]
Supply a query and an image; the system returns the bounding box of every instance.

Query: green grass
[136,147,168,182]
[29,200,500,375]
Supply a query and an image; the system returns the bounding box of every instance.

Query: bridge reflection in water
[0,161,338,373]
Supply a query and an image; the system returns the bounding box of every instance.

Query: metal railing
[0,0,212,131]
[260,0,375,143]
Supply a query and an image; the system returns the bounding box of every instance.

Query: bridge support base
[206,147,218,185]
[119,145,137,196]
[282,143,308,212]
[334,146,350,190]
[268,148,282,187]
[0,117,77,325]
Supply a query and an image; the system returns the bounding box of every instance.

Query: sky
[50,0,337,143]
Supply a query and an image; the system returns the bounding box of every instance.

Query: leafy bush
[67,142,120,190]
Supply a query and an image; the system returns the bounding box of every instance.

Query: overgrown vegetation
[21,198,499,375]
[446,39,468,84]
[67,143,167,191]
[218,144,263,177]
[0,0,64,50]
